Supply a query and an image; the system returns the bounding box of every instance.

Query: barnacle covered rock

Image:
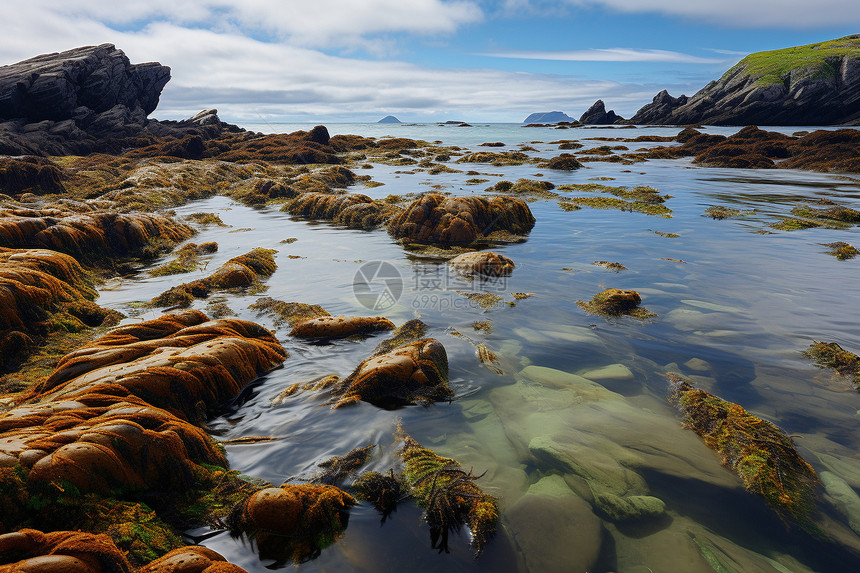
[226,484,355,564]
[151,248,277,307]
[334,339,451,408]
[576,288,656,319]
[289,316,395,340]
[387,193,535,246]
[448,251,515,278]
[668,374,820,532]
[398,428,498,555]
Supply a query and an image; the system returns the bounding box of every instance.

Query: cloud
[20,0,483,49]
[480,48,725,64]
[563,0,860,28]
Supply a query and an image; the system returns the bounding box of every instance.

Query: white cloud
[20,0,483,49]
[480,48,725,64]
[563,0,860,28]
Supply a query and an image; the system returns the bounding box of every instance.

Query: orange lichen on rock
[387,193,535,245]
[289,316,395,340]
[151,248,277,307]
[0,208,193,262]
[226,484,355,564]
[139,546,247,573]
[334,338,452,408]
[0,528,132,573]
[448,251,515,277]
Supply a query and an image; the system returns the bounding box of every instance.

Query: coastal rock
[541,153,583,170]
[334,338,451,408]
[140,546,247,572]
[579,100,624,125]
[284,192,401,230]
[0,208,193,263]
[0,529,132,573]
[592,491,666,522]
[387,193,535,245]
[289,315,395,339]
[576,288,656,319]
[629,35,860,125]
[448,251,515,277]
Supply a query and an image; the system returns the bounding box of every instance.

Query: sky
[1,1,859,123]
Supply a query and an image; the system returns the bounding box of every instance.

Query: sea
[96,122,860,572]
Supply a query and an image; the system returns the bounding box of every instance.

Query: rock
[541,153,582,170]
[821,471,860,534]
[448,251,515,277]
[387,192,535,245]
[289,315,395,339]
[592,491,666,522]
[284,192,401,230]
[334,338,451,408]
[377,115,401,123]
[0,529,131,573]
[522,111,575,124]
[140,546,247,572]
[577,288,656,319]
[579,363,634,382]
[505,492,603,573]
[629,35,860,125]
[579,100,624,125]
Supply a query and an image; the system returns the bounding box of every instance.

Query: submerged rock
[802,341,860,389]
[289,315,395,340]
[334,339,451,408]
[448,251,515,277]
[668,374,820,532]
[388,193,535,246]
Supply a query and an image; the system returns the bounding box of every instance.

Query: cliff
[629,35,860,126]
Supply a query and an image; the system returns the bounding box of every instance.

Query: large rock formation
[0,45,243,155]
[579,100,624,125]
[628,35,860,126]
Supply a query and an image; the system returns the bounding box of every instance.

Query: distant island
[522,111,574,124]
[377,115,401,123]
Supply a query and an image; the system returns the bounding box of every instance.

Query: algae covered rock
[577,288,656,319]
[387,193,535,246]
[803,341,860,389]
[592,492,666,523]
[448,251,515,278]
[289,315,395,340]
[139,546,247,572]
[226,484,355,564]
[668,374,820,532]
[0,528,132,573]
[334,338,451,408]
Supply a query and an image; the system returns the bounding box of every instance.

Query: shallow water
[100,123,860,572]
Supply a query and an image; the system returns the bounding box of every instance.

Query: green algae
[560,196,673,216]
[398,427,498,555]
[187,212,228,226]
[249,297,330,327]
[352,470,408,520]
[668,374,821,534]
[705,206,744,219]
[802,341,860,389]
[592,261,627,272]
[653,230,680,238]
[823,241,859,260]
[577,288,656,320]
[770,218,823,231]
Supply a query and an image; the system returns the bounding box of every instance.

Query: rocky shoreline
[1,43,860,572]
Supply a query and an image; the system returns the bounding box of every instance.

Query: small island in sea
[377,115,401,123]
[0,31,859,573]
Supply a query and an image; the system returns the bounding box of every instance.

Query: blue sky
[2,1,859,123]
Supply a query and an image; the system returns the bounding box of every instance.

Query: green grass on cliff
[728,35,860,86]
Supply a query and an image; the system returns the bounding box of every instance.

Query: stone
[334,338,452,408]
[289,315,395,339]
[579,363,634,382]
[592,491,666,522]
[579,99,624,125]
[505,492,603,573]
[448,251,515,277]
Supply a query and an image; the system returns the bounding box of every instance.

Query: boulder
[388,193,535,245]
[448,251,515,277]
[289,315,395,339]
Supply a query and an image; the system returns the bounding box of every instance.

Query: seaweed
[668,374,820,533]
[823,241,859,260]
[352,470,408,521]
[802,341,860,389]
[577,288,656,320]
[397,427,498,555]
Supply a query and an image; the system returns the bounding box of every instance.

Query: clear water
[98,123,860,572]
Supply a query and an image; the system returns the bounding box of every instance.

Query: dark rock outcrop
[522,111,575,124]
[579,100,624,125]
[628,35,860,126]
